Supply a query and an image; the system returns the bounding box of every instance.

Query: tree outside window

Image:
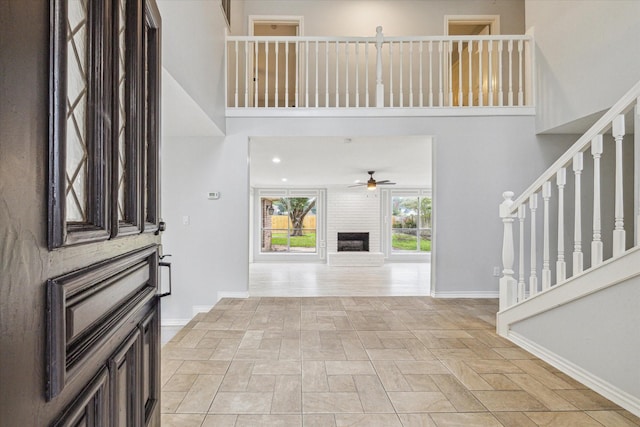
[261,197,317,253]
[391,196,431,252]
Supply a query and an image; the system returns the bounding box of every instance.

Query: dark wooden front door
[0,1,162,425]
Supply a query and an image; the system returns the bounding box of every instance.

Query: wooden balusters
[488,40,494,106]
[325,41,330,107]
[264,41,269,107]
[542,181,552,290]
[234,40,238,107]
[518,39,524,106]
[499,191,516,310]
[497,40,503,106]
[314,40,319,107]
[468,39,473,106]
[354,41,359,107]
[389,42,394,106]
[274,41,279,107]
[254,41,259,107]
[517,204,526,302]
[295,41,299,108]
[428,41,433,107]
[409,41,413,107]
[244,41,249,107]
[508,40,513,106]
[419,41,424,107]
[335,42,339,107]
[591,135,604,265]
[613,114,626,256]
[556,168,567,282]
[573,152,584,275]
[364,42,369,107]
[529,192,538,296]
[457,40,462,106]
[375,26,383,107]
[305,40,309,107]
[344,41,349,107]
[438,40,443,107]
[478,40,483,106]
[399,41,404,106]
[285,42,290,107]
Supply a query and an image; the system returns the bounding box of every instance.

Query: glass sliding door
[391,195,431,252]
[261,196,317,253]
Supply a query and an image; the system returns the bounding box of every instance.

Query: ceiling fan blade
[377,182,396,185]
[376,180,391,184]
[348,183,367,187]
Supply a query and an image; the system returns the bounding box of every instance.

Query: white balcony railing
[498,80,640,312]
[227,26,533,109]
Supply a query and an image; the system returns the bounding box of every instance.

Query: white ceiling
[249,136,432,188]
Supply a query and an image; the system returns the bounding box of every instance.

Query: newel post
[375,26,384,107]
[499,191,517,311]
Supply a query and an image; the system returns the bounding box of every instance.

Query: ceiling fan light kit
[349,171,396,190]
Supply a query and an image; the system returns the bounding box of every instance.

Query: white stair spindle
[478,40,483,106]
[517,204,526,302]
[254,41,259,107]
[274,41,279,107]
[244,41,249,107]
[285,42,289,107]
[419,41,424,107]
[573,152,584,275]
[428,41,433,107]
[613,114,626,256]
[265,41,269,107]
[234,40,238,107]
[344,42,349,107]
[335,42,339,107]
[448,41,453,106]
[315,40,319,107]
[326,42,330,107]
[529,193,538,296]
[556,168,567,283]
[364,42,369,107]
[518,39,524,106]
[457,40,463,106]
[499,191,517,310]
[468,39,473,106]
[399,41,404,106]
[409,41,413,107]
[637,99,640,245]
[488,39,493,106]
[508,40,513,106]
[355,41,359,107]
[542,181,552,290]
[591,135,604,265]
[295,41,299,107]
[305,40,309,107]
[438,40,443,107]
[389,42,394,107]
[497,40,503,106]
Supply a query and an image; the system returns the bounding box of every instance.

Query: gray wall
[160,114,575,320]
[512,277,640,400]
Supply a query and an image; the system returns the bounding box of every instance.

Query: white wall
[157,0,228,133]
[511,277,640,409]
[526,0,640,133]
[327,188,381,253]
[240,0,525,36]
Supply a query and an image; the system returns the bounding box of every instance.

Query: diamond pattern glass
[65,0,89,223]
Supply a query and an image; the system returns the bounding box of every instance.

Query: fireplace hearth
[337,232,369,252]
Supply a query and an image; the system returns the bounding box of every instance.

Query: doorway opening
[249,16,303,107]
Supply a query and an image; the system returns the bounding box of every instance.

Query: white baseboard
[192,305,214,316]
[160,318,190,327]
[509,331,640,417]
[432,291,499,299]
[216,291,249,302]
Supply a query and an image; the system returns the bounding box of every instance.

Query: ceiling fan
[349,171,396,190]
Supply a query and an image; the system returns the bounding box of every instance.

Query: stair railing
[499,80,640,311]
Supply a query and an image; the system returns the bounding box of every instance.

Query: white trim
[432,291,499,299]
[160,318,190,327]
[217,291,249,302]
[509,331,640,417]
[227,106,536,118]
[444,15,501,35]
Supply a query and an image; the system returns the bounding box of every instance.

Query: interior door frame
[248,15,304,107]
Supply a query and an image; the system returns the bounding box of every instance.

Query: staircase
[496,81,640,416]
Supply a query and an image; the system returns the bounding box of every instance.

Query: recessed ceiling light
[281,178,287,182]
[272,157,281,163]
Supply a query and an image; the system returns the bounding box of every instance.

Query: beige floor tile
[404,374,440,392]
[247,374,276,392]
[555,389,622,410]
[491,347,535,360]
[162,374,198,392]
[160,413,205,427]
[524,411,604,426]
[302,361,329,392]
[510,360,573,390]
[429,412,503,426]
[235,414,303,426]
[491,412,538,427]
[506,373,577,411]
[304,414,337,426]
[162,347,214,360]
[272,375,302,413]
[463,359,523,374]
[472,390,546,412]
[372,360,413,391]
[441,360,493,390]
[586,410,640,427]
[253,360,301,375]
[328,375,357,392]
[387,392,456,413]
[209,392,273,414]
[176,374,224,413]
[397,413,438,427]
[430,374,486,412]
[161,360,183,386]
[619,410,640,425]
[479,374,521,391]
[354,375,395,413]
[176,360,230,375]
[367,348,416,360]
[303,392,364,413]
[219,360,253,391]
[395,360,449,375]
[201,414,238,427]
[325,360,375,375]
[161,391,186,413]
[335,413,403,426]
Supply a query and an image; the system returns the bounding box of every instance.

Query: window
[391,196,431,252]
[261,197,317,253]
[49,0,161,248]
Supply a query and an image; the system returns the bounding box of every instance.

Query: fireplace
[337,232,369,252]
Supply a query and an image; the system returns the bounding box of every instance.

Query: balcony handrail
[226,26,534,109]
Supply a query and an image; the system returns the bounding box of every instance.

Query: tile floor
[161,296,640,426]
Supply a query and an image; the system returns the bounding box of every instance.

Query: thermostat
[208,192,221,200]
